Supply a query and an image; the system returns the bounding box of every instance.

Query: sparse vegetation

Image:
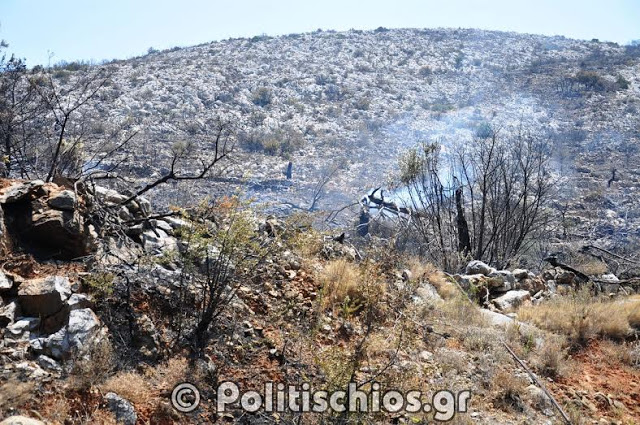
[518,291,640,346]
[1,26,640,425]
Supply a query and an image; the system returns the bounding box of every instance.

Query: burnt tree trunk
[285,161,292,179]
[455,187,471,255]
[358,207,370,237]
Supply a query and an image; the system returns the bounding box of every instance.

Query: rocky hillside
[42,27,640,255]
[1,27,640,424]
[0,178,638,424]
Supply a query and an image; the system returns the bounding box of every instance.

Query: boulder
[454,274,486,291]
[10,203,94,260]
[104,393,137,425]
[17,276,71,317]
[31,327,68,359]
[465,260,495,276]
[161,216,188,230]
[132,314,160,360]
[599,273,619,283]
[555,270,576,285]
[414,282,442,304]
[4,318,39,341]
[0,301,18,327]
[154,219,174,234]
[487,271,515,292]
[67,293,93,311]
[142,228,178,254]
[137,197,151,216]
[541,269,557,281]
[66,308,101,352]
[93,186,128,204]
[37,354,62,373]
[47,190,76,211]
[31,308,101,359]
[512,269,529,280]
[545,280,557,293]
[0,180,45,204]
[491,270,515,284]
[492,290,531,312]
[519,277,546,294]
[0,271,13,292]
[118,206,134,221]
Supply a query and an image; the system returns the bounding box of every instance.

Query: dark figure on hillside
[358,207,370,237]
[285,161,293,179]
[333,232,346,243]
[607,168,619,188]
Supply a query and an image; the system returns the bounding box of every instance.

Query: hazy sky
[1,0,639,67]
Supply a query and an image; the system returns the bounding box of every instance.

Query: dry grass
[285,212,324,257]
[101,371,155,406]
[534,337,570,378]
[439,295,488,327]
[70,337,116,390]
[433,347,470,375]
[317,260,385,316]
[406,259,458,299]
[517,292,640,346]
[144,357,209,394]
[573,254,609,276]
[39,395,71,423]
[0,378,36,412]
[598,339,640,368]
[86,409,117,424]
[460,326,501,353]
[491,369,527,412]
[318,259,361,311]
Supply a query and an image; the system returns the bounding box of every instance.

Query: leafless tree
[398,127,552,271]
[0,51,135,181]
[308,159,347,211]
[119,118,234,205]
[0,44,44,177]
[29,68,114,181]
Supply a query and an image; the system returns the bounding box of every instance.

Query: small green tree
[170,197,272,353]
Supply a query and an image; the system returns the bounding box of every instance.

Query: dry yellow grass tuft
[491,369,528,412]
[573,254,608,276]
[517,292,640,345]
[534,337,571,378]
[439,295,488,327]
[70,338,116,390]
[318,259,361,310]
[101,371,155,406]
[406,258,458,299]
[317,259,385,315]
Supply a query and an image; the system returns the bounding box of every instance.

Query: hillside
[90,30,638,204]
[44,28,640,253]
[0,27,639,424]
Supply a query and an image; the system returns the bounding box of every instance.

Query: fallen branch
[502,342,572,425]
[543,255,590,282]
[581,244,640,265]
